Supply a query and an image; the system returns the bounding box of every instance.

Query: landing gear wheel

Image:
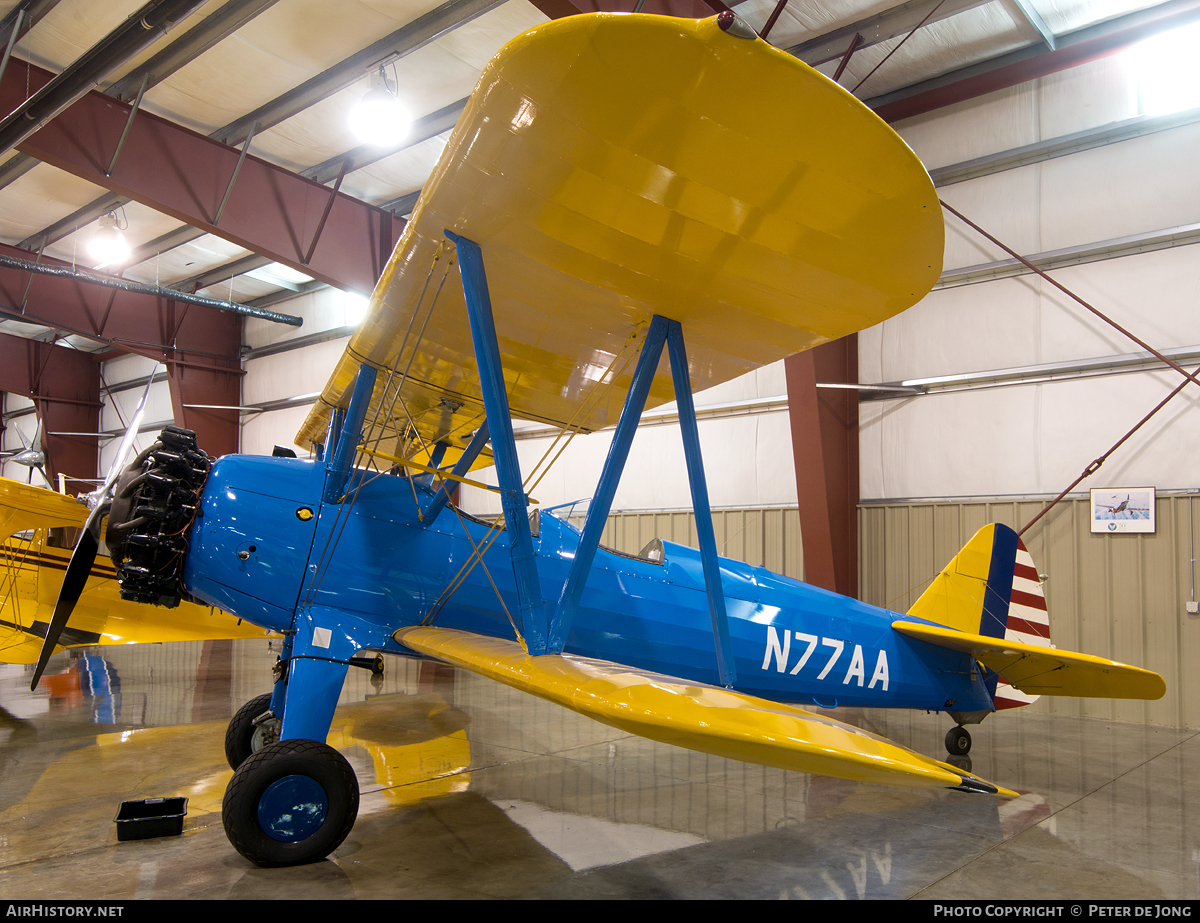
[225,693,280,770]
[222,739,359,867]
[945,726,972,756]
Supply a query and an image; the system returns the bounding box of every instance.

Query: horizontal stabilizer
[395,626,1016,796]
[892,620,1165,700]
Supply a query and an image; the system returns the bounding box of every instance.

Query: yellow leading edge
[396,626,1017,796]
[297,13,943,456]
[0,478,270,665]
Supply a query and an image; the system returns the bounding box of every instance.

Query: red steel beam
[0,62,395,294]
[874,0,1200,122]
[164,303,241,459]
[785,336,858,597]
[0,241,240,362]
[525,0,729,19]
[0,332,99,492]
[0,242,243,460]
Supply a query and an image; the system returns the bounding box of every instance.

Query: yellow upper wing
[0,478,270,665]
[397,626,1014,795]
[297,13,943,457]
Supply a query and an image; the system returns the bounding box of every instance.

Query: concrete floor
[1,637,1197,900]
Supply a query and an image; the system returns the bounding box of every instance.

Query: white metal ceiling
[0,0,1170,350]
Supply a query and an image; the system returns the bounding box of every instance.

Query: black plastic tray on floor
[114,797,188,841]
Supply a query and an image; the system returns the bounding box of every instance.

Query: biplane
[30,12,1164,867]
[0,476,268,666]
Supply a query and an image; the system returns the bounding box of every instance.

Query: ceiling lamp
[349,65,411,147]
[89,213,130,268]
[344,292,369,326]
[1123,20,1200,117]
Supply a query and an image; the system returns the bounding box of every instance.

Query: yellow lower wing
[893,620,1166,699]
[395,626,1015,796]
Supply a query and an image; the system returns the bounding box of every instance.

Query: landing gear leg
[222,739,359,866]
[945,725,972,756]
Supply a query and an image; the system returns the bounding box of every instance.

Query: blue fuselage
[181,455,992,715]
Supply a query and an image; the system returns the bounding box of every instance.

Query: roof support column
[785,335,859,598]
[0,333,99,493]
[161,298,242,460]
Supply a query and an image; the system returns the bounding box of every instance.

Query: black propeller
[29,375,156,691]
[30,502,106,689]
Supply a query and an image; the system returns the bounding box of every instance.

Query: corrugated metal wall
[859,494,1200,729]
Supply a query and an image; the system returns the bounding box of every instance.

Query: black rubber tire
[222,739,359,867]
[946,726,972,756]
[224,693,277,771]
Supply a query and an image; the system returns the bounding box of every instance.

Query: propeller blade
[28,367,158,691]
[100,371,156,495]
[34,464,53,489]
[29,506,103,690]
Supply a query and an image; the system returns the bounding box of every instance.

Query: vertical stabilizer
[906,524,1052,709]
[907,524,1017,637]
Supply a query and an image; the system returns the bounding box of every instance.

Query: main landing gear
[222,738,359,867]
[225,694,281,770]
[220,647,378,864]
[945,725,972,756]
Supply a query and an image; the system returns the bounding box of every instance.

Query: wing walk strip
[395,626,1017,796]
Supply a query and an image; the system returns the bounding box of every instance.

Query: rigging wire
[368,259,451,452]
[359,243,447,458]
[426,504,522,645]
[940,202,1199,536]
[850,0,948,94]
[422,321,652,626]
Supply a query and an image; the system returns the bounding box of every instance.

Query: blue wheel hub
[257,774,328,842]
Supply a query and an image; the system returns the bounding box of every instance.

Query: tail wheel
[946,726,972,756]
[224,693,280,770]
[222,739,359,867]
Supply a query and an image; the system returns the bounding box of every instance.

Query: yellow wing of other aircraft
[0,478,271,666]
[297,12,943,457]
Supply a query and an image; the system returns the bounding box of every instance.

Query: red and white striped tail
[994,538,1053,710]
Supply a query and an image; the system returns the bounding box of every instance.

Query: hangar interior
[1,0,1199,900]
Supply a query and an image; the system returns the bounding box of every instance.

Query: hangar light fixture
[245,262,314,291]
[344,292,369,326]
[350,65,411,146]
[88,213,130,268]
[1123,19,1200,117]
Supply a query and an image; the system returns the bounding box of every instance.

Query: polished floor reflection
[1,639,1197,899]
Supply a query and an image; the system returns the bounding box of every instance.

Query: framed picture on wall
[1090,487,1156,533]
